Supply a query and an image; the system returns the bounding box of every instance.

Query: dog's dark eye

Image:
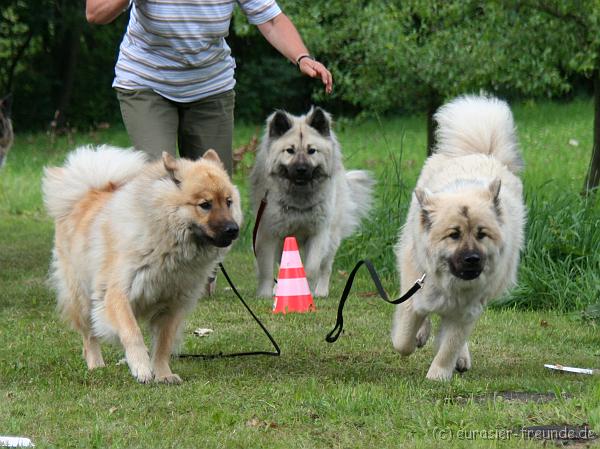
[477,230,487,240]
[226,198,233,208]
[199,201,212,211]
[285,147,295,154]
[449,231,461,240]
[307,147,317,155]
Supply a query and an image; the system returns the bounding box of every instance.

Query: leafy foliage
[2,0,597,130]
[1,0,126,129]
[283,0,577,114]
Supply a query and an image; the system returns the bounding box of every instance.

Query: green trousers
[116,88,235,175]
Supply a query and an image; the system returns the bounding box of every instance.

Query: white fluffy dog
[391,95,526,381]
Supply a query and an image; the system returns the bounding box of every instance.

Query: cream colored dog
[391,95,526,381]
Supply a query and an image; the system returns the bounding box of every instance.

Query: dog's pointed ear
[306,107,330,136]
[415,188,433,209]
[488,177,502,216]
[162,152,181,187]
[488,178,501,200]
[268,110,292,138]
[415,188,434,231]
[1,93,12,117]
[202,148,224,168]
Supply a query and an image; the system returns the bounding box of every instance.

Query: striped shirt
[113,0,282,102]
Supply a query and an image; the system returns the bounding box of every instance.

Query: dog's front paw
[155,373,182,385]
[391,331,416,356]
[131,365,154,384]
[257,282,274,298]
[126,348,153,383]
[426,364,454,381]
[313,286,329,298]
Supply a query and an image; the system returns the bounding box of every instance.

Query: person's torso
[115,1,242,101]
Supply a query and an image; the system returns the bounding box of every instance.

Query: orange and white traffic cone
[273,236,315,314]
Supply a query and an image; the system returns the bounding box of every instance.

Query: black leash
[325,259,426,343]
[252,191,268,257]
[251,191,278,285]
[178,263,281,359]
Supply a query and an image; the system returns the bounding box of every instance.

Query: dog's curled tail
[343,170,375,236]
[434,95,523,174]
[42,145,147,220]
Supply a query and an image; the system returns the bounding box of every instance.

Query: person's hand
[299,58,333,94]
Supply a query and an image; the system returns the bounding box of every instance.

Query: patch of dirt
[245,416,278,430]
[491,391,570,403]
[446,391,571,404]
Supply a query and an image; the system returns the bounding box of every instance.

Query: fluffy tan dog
[43,146,242,383]
[391,95,526,381]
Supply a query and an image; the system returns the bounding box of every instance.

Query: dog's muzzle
[449,251,484,281]
[191,222,239,248]
[284,163,315,185]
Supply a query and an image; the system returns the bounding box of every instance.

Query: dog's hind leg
[54,259,105,369]
[415,317,431,348]
[65,295,105,370]
[82,334,105,369]
[455,342,471,373]
[104,286,153,383]
[64,298,105,369]
[150,309,185,384]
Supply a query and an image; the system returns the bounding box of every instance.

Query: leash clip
[416,273,426,287]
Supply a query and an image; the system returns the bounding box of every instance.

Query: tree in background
[0,0,127,130]
[2,0,600,194]
[284,0,571,153]
[516,0,600,193]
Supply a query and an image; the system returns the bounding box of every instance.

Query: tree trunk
[584,70,600,194]
[5,30,34,93]
[426,96,441,156]
[53,20,82,129]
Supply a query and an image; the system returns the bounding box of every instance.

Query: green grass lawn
[1,98,599,448]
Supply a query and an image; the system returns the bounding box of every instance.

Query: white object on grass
[544,364,599,375]
[0,436,34,447]
[193,328,214,337]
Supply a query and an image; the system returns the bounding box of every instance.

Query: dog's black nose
[463,252,481,265]
[294,164,309,175]
[223,222,239,239]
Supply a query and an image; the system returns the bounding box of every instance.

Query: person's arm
[257,13,333,94]
[86,0,130,24]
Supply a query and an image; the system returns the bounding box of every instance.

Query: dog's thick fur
[250,107,374,297]
[0,94,13,168]
[391,95,526,381]
[42,146,242,383]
